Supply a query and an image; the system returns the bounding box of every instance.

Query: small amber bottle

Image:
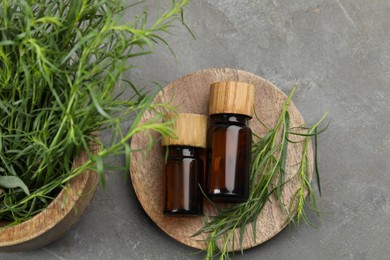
[207,81,255,203]
[162,113,207,216]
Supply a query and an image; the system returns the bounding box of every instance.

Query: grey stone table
[2,0,389,259]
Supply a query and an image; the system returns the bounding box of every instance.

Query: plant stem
[0,0,189,223]
[195,86,328,259]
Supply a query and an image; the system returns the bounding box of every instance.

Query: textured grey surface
[2,0,390,259]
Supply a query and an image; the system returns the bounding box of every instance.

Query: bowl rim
[0,144,99,252]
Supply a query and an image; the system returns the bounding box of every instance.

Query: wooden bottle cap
[161,113,207,148]
[209,81,255,117]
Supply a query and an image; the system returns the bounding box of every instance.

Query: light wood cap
[161,113,207,148]
[130,68,313,251]
[209,81,255,117]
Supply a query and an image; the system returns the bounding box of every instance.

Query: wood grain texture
[209,81,254,117]
[130,68,313,251]
[0,143,99,252]
[161,113,207,148]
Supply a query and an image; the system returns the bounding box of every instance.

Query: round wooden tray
[0,144,99,252]
[130,68,313,251]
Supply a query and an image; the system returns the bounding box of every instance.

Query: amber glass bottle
[162,113,207,216]
[207,81,255,203]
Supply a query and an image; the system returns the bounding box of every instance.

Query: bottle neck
[210,114,250,125]
[167,146,201,158]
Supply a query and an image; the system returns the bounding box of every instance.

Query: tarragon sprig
[194,86,328,259]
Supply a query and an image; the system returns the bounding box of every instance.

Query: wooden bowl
[130,68,313,251]
[0,144,99,252]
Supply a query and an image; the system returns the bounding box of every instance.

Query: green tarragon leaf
[0,176,30,195]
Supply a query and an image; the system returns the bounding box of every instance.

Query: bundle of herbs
[195,86,328,259]
[0,0,188,224]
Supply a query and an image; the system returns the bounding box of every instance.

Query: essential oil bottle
[206,81,254,203]
[162,113,207,216]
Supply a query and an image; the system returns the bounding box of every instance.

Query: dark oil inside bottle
[164,146,204,216]
[207,114,252,203]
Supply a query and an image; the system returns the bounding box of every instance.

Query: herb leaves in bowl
[0,0,188,225]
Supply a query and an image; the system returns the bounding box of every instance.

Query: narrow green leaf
[314,127,322,196]
[0,40,14,46]
[0,101,11,116]
[123,142,131,182]
[277,111,290,198]
[87,86,111,119]
[0,176,30,195]
[93,155,105,188]
[35,16,62,25]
